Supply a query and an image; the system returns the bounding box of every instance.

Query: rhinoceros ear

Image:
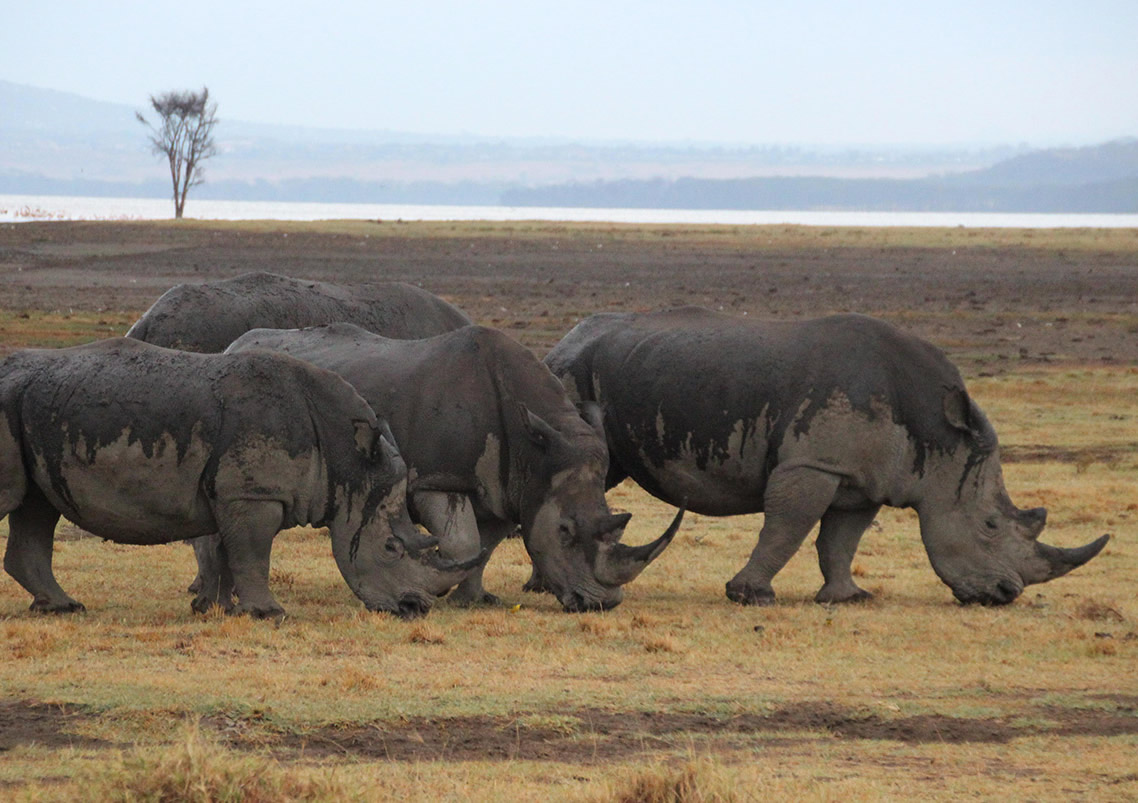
[353,418,380,457]
[519,403,559,451]
[942,387,973,433]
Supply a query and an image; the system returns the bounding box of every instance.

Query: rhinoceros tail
[0,402,29,515]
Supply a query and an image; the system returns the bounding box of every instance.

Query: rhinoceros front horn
[1033,534,1110,582]
[594,505,685,587]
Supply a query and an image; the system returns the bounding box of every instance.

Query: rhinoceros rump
[0,339,473,619]
[225,323,681,612]
[545,308,1108,607]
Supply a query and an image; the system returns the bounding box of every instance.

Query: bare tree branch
[136,87,219,218]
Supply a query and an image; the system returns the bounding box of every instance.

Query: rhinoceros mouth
[367,593,434,619]
[952,577,1023,606]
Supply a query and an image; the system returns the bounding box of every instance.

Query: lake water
[2,193,1137,228]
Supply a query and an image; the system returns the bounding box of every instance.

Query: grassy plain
[0,221,1135,800]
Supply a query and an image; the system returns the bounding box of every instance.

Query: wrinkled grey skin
[544,307,1109,607]
[126,271,472,354]
[226,323,681,612]
[0,339,472,619]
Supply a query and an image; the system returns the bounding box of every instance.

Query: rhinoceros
[126,271,473,595]
[0,339,473,619]
[125,271,472,353]
[225,323,682,612]
[544,307,1109,607]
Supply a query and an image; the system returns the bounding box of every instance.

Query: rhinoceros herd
[0,272,1109,620]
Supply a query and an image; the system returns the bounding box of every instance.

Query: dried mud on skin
[3,699,1136,765]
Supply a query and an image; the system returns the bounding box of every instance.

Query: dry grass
[73,722,348,803]
[141,217,1138,254]
[591,758,740,802]
[1,336,1136,798]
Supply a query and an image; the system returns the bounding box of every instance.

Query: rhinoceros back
[127,272,472,352]
[3,339,379,539]
[549,308,972,502]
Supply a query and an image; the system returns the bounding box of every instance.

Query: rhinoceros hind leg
[216,500,285,621]
[189,534,236,615]
[814,505,881,604]
[3,488,84,613]
[522,565,553,594]
[726,465,841,606]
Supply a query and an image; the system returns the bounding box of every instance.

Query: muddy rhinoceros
[225,323,682,612]
[0,338,473,619]
[544,307,1109,606]
[126,271,474,595]
[125,271,472,353]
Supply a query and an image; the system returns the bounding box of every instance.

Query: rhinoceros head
[329,419,480,618]
[515,404,681,612]
[917,389,1108,605]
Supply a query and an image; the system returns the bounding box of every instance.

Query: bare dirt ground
[1,220,1136,368]
[5,695,1138,765]
[0,219,1135,782]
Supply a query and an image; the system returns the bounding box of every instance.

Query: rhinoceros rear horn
[423,547,486,574]
[1034,534,1110,582]
[396,528,440,556]
[594,505,685,586]
[591,512,632,544]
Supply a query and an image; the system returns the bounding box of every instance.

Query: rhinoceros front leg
[414,492,502,606]
[726,464,840,605]
[215,499,286,620]
[189,534,236,615]
[2,487,84,613]
[814,505,880,604]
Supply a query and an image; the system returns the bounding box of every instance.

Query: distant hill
[2,80,1132,211]
[502,140,1138,213]
[948,138,1138,186]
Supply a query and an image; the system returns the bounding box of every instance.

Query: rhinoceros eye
[559,523,574,546]
[983,517,999,535]
[383,537,405,558]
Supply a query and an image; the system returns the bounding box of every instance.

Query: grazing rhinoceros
[125,271,472,353]
[544,307,1109,607]
[0,339,473,619]
[226,323,682,612]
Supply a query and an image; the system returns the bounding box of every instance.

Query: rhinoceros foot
[234,602,286,622]
[522,568,553,595]
[447,588,503,608]
[30,598,86,614]
[814,584,874,605]
[190,594,236,616]
[724,579,776,606]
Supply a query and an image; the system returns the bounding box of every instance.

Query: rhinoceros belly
[617,414,772,516]
[31,429,217,544]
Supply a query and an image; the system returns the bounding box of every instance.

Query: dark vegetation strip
[4,699,1136,764]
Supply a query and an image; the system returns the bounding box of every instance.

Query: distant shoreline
[3,194,1137,229]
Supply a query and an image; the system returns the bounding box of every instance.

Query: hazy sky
[4,1,1136,146]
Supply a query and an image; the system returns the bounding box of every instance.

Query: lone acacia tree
[136,87,219,218]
